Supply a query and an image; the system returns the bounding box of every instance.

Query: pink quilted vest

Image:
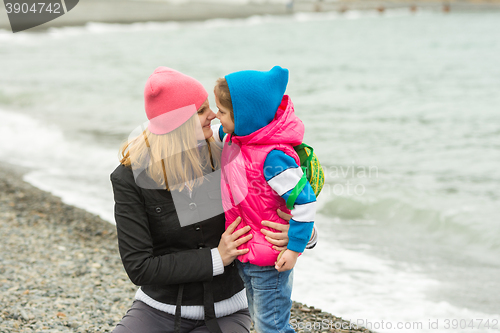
[221,96,304,266]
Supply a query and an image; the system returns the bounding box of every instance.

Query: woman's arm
[261,209,318,252]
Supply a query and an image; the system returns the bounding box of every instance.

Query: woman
[110,67,304,333]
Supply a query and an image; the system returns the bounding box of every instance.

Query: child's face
[215,95,235,134]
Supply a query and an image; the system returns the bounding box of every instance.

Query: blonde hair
[214,78,234,121]
[120,113,221,191]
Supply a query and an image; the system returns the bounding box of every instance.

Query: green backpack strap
[286,170,307,210]
[296,143,314,178]
[286,144,315,210]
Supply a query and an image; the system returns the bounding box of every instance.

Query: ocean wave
[0,108,117,223]
[0,6,432,41]
[294,219,499,332]
[319,195,500,253]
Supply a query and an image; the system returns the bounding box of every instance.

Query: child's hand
[275,249,300,272]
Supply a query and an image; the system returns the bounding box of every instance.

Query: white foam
[0,7,434,41]
[0,108,117,224]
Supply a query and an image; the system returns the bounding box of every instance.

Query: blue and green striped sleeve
[263,149,316,253]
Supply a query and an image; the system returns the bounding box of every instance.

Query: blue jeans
[236,261,295,333]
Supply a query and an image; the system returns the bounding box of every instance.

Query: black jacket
[110,163,244,330]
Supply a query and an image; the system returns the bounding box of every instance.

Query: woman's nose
[208,109,217,120]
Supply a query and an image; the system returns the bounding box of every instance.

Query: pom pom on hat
[145,67,208,135]
[225,66,288,136]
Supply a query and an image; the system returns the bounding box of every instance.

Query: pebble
[0,164,374,333]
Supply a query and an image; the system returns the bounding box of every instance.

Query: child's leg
[237,262,295,333]
[236,261,255,320]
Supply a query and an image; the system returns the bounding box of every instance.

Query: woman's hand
[261,209,291,252]
[218,217,252,266]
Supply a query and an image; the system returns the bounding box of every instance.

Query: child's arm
[210,124,227,148]
[263,149,317,271]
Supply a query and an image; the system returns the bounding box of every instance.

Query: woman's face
[197,99,217,140]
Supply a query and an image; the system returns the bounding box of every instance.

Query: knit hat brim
[147,104,197,135]
[144,67,208,135]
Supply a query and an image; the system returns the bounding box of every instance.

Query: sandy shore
[1,0,499,32]
[0,162,373,333]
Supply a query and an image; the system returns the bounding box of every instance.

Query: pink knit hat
[145,67,208,134]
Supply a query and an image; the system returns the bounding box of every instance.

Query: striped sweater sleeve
[210,124,227,148]
[263,149,316,253]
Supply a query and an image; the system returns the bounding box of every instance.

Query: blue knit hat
[225,66,289,136]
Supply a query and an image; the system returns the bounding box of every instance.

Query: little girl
[212,66,317,333]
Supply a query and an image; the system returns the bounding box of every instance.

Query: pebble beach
[0,163,373,333]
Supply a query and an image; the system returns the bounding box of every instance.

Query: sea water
[1,8,499,332]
